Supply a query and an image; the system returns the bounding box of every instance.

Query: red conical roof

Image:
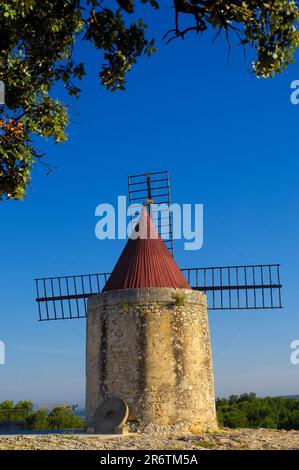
[103,207,190,292]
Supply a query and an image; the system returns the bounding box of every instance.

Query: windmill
[34,170,282,432]
[35,170,282,321]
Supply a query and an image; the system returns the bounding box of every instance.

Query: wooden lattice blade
[35,264,282,321]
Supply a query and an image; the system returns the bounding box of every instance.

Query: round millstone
[94,398,129,434]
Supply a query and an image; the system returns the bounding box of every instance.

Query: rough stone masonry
[86,287,217,431]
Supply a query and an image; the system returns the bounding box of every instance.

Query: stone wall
[86,288,217,431]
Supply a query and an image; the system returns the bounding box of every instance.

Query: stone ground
[0,428,299,450]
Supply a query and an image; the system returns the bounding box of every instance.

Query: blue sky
[0,3,299,406]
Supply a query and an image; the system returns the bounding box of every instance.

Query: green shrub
[174,291,185,307]
[122,303,130,313]
[47,407,84,429]
[26,410,49,430]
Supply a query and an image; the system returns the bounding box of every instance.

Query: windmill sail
[128,170,174,256]
[35,263,282,321]
[35,171,282,321]
[181,264,282,310]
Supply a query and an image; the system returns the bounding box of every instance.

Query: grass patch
[194,440,216,449]
[163,444,184,450]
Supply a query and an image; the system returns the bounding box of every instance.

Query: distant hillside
[279,395,299,400]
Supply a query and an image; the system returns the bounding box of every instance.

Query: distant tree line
[2,395,299,430]
[0,401,84,430]
[216,393,299,430]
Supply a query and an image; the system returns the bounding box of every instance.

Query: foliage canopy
[1,1,299,199]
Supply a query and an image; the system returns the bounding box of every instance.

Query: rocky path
[0,428,299,450]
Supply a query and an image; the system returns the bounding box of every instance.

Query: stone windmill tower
[35,170,282,433]
[86,206,217,431]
